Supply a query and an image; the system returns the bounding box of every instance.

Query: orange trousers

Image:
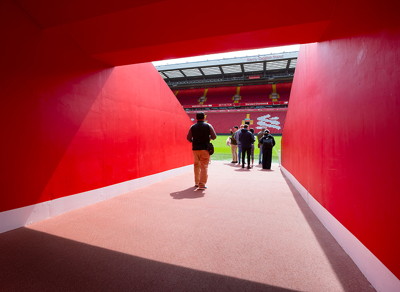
[193,150,210,187]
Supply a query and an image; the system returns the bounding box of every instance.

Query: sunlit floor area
[0,161,375,291]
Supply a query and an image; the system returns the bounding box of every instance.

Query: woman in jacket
[259,130,275,169]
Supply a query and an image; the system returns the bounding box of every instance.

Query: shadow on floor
[281,171,375,292]
[0,228,298,292]
[170,187,205,199]
[223,162,241,168]
[234,167,251,171]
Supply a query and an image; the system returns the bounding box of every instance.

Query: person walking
[259,129,276,170]
[238,124,255,169]
[187,112,217,190]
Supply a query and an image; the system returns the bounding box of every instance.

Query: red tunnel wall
[0,2,192,212]
[282,29,400,278]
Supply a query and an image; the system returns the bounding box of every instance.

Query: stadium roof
[155,51,298,89]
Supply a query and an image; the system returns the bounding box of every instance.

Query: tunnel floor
[0,161,375,291]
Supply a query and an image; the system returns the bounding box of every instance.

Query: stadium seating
[205,86,237,104]
[175,88,206,105]
[177,83,292,105]
[178,83,291,135]
[239,84,271,102]
[275,83,291,101]
[187,109,288,135]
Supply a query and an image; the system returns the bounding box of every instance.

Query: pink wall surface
[0,2,192,212]
[282,29,400,278]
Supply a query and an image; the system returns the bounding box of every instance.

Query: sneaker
[194,185,199,188]
[247,165,251,169]
[197,186,207,190]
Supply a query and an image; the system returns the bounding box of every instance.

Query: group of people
[228,125,275,170]
[186,112,275,190]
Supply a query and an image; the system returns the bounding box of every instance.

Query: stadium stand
[275,83,291,101]
[177,83,292,105]
[187,108,288,135]
[205,86,237,104]
[175,88,206,106]
[178,83,291,135]
[239,84,271,102]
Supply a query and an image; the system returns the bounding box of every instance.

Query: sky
[152,45,300,67]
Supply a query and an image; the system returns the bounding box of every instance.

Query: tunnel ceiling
[15,0,400,66]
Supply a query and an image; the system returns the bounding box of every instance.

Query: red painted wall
[17,0,396,66]
[282,29,400,278]
[0,1,192,212]
[2,0,399,279]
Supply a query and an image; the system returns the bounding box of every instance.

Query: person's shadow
[235,168,251,171]
[170,187,205,199]
[223,162,240,168]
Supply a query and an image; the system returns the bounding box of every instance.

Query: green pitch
[211,134,282,163]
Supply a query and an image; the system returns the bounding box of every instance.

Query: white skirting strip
[280,165,400,292]
[0,165,191,234]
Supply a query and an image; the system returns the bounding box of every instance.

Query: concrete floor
[0,161,375,291]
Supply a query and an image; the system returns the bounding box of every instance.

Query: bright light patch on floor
[152,45,300,66]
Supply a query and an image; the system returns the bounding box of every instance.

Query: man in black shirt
[187,112,217,190]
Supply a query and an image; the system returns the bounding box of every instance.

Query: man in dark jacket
[187,112,217,190]
[259,129,276,170]
[238,124,255,169]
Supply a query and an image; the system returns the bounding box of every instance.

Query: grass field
[212,134,282,163]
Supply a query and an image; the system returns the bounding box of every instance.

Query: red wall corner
[282,29,400,277]
[0,2,192,212]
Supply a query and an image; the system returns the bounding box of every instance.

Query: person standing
[234,124,244,165]
[187,112,217,190]
[259,129,276,170]
[238,124,255,169]
[257,128,266,164]
[249,128,255,167]
[229,126,239,163]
